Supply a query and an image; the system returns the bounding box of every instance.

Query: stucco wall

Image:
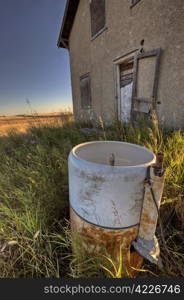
[69,0,184,128]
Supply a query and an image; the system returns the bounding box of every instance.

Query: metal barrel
[68,141,156,276]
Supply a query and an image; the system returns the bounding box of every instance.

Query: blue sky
[0,0,72,115]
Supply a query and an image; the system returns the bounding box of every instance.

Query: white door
[121,82,133,123]
[120,60,134,123]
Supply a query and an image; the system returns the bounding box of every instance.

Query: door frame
[113,50,138,121]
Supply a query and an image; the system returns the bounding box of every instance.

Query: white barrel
[68,141,156,229]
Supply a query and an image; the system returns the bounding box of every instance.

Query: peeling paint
[132,153,165,266]
[138,167,165,240]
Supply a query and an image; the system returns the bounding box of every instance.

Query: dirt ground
[0,113,73,136]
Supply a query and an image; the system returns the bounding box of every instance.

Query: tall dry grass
[0,117,183,277]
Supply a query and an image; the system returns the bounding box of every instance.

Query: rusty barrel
[68,141,156,276]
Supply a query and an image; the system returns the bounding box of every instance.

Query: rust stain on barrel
[70,207,143,277]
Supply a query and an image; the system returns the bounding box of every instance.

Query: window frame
[90,0,107,40]
[80,73,92,109]
[113,50,139,122]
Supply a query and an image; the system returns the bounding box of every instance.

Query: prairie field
[0,113,73,136]
[0,117,183,278]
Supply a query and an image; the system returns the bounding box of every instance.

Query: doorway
[114,48,161,123]
[119,58,134,123]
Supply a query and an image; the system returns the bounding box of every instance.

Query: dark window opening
[90,0,106,38]
[80,74,92,109]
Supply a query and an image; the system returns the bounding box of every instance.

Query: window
[90,0,106,38]
[131,0,141,8]
[80,74,92,109]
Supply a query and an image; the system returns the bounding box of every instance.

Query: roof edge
[57,0,80,49]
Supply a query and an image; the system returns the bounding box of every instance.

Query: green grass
[0,119,183,277]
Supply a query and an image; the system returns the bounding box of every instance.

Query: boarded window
[90,0,106,38]
[80,74,91,109]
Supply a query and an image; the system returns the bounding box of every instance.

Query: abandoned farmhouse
[58,0,184,128]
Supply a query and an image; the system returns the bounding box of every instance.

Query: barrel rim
[70,140,156,168]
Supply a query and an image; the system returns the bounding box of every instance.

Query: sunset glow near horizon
[0,0,72,116]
